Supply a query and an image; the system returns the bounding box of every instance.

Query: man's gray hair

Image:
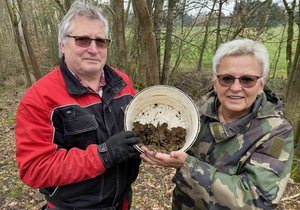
[58,0,109,56]
[212,39,269,79]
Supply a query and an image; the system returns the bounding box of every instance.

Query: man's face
[60,16,108,78]
[213,55,264,118]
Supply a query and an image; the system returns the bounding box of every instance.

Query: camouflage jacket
[172,89,294,210]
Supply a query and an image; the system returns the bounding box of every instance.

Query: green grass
[148,26,298,79]
[9,179,25,198]
[3,118,16,126]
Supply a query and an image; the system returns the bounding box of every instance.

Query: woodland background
[0,0,300,209]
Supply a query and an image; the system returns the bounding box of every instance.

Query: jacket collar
[60,57,90,96]
[59,56,126,105]
[209,95,262,143]
[200,88,281,143]
[102,69,126,107]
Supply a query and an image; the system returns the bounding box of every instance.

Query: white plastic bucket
[124,85,200,153]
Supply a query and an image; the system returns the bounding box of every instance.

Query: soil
[132,121,186,153]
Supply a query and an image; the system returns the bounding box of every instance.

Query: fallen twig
[281,193,300,202]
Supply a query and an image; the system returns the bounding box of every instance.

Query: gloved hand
[98,131,140,169]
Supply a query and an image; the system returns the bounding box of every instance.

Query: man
[15,1,140,209]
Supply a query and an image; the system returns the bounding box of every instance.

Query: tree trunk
[132,0,159,85]
[17,0,41,80]
[282,0,296,77]
[0,29,4,73]
[285,51,300,182]
[0,37,5,78]
[4,0,32,86]
[285,0,300,182]
[271,27,286,79]
[254,0,272,40]
[198,0,217,71]
[292,1,300,74]
[230,1,260,40]
[153,0,163,79]
[215,0,224,51]
[161,0,176,85]
[111,0,128,74]
[169,3,200,83]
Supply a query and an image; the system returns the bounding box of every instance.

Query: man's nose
[87,40,98,52]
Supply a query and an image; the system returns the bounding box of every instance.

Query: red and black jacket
[15,58,140,209]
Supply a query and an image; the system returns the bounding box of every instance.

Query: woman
[140,39,294,209]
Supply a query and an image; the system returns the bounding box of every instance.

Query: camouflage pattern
[171,89,294,210]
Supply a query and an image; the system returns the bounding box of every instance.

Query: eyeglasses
[66,35,110,48]
[216,74,262,88]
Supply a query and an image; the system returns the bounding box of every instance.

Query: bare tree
[270,26,286,78]
[161,0,176,85]
[128,7,148,87]
[0,0,9,78]
[285,47,300,182]
[169,2,204,82]
[197,0,217,71]
[110,0,128,73]
[17,0,41,80]
[284,0,300,182]
[229,1,262,39]
[153,0,164,78]
[254,0,272,40]
[282,0,296,76]
[5,0,32,86]
[292,1,300,73]
[132,0,159,85]
[215,0,227,50]
[0,30,3,73]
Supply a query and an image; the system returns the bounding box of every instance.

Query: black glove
[98,131,140,169]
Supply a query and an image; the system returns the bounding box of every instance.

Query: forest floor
[0,72,299,209]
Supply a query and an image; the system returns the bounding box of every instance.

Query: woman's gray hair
[212,39,269,79]
[58,0,109,56]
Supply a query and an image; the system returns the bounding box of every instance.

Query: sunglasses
[67,35,110,48]
[217,74,262,88]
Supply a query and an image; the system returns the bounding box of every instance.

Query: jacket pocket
[63,114,100,150]
[250,152,284,176]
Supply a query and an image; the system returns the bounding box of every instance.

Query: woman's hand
[139,146,187,169]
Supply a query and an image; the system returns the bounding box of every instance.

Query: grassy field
[158,26,296,81]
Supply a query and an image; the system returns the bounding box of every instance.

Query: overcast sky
[97,0,295,16]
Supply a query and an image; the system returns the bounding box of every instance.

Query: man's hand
[98,131,140,169]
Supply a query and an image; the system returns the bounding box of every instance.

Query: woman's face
[213,54,264,119]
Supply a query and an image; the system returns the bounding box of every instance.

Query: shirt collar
[68,67,106,97]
